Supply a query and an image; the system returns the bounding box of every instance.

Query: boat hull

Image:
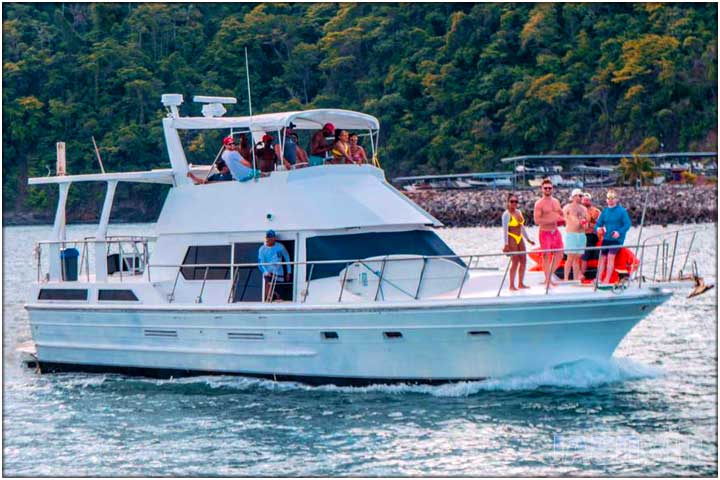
[24,289,671,384]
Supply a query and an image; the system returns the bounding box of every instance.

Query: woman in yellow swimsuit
[330,129,353,164]
[502,193,535,290]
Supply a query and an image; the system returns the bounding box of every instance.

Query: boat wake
[56,357,662,397]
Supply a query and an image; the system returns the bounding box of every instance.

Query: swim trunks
[600,238,622,256]
[564,232,587,253]
[539,229,564,252]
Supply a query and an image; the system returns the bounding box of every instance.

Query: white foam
[123,357,663,397]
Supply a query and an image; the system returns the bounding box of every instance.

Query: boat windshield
[305,230,462,280]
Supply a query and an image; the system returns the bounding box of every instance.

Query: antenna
[91,136,106,174]
[245,47,258,174]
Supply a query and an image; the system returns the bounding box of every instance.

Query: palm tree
[618,154,655,186]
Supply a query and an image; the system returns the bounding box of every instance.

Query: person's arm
[501,211,510,247]
[296,145,309,165]
[533,200,542,226]
[521,225,534,244]
[595,209,606,233]
[617,207,631,239]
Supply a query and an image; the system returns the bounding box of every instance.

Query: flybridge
[27,92,389,282]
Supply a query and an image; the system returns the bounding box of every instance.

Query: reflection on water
[2,223,717,476]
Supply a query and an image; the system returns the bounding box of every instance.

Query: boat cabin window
[181,245,231,280]
[305,231,461,280]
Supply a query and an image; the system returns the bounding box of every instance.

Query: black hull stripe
[27,361,484,387]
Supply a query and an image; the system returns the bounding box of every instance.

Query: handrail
[35,237,703,305]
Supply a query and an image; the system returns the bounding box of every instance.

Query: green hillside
[3,3,717,222]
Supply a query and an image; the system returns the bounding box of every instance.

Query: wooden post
[56,142,66,176]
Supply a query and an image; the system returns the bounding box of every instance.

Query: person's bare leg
[518,256,530,288]
[596,255,606,284]
[508,257,518,291]
[603,253,617,284]
[564,253,572,282]
[542,253,552,285]
[549,252,561,286]
[575,255,584,281]
[581,259,588,276]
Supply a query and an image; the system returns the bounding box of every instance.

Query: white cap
[571,188,583,198]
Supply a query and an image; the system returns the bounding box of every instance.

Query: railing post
[36,244,41,283]
[338,261,350,303]
[414,258,427,299]
[169,267,182,303]
[196,266,210,303]
[497,256,512,297]
[594,247,601,291]
[668,231,680,282]
[227,266,238,303]
[652,243,660,282]
[680,231,697,277]
[638,244,644,288]
[456,255,473,299]
[373,257,388,301]
[303,264,315,303]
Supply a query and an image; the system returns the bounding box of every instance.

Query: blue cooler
[60,247,80,281]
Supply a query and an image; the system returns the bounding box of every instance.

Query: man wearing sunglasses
[534,178,563,287]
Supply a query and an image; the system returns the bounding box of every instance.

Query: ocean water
[2,223,717,476]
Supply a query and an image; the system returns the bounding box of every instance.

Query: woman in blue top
[594,190,631,284]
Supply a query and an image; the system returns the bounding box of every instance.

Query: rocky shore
[404,184,718,228]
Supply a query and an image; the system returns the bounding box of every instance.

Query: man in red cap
[309,123,335,166]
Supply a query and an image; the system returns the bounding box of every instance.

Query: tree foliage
[2,3,717,217]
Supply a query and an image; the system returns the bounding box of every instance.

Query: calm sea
[3,223,717,476]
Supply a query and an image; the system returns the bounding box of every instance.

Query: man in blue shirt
[594,190,632,284]
[273,126,298,170]
[258,230,292,301]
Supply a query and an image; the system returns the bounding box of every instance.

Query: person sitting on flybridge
[221,136,265,181]
[186,158,233,184]
[309,123,335,166]
[273,125,300,170]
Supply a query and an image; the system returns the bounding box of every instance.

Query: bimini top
[169,109,379,132]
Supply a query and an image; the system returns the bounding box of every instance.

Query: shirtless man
[534,179,564,287]
[309,123,335,165]
[562,188,589,282]
[580,192,602,276]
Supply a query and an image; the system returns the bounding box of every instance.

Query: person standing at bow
[562,188,588,282]
[502,193,535,291]
[533,179,564,287]
[595,190,631,284]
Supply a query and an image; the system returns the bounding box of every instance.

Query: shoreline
[3,184,717,228]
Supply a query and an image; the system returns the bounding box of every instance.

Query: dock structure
[502,152,718,189]
[392,152,718,191]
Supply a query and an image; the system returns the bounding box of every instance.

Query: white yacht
[21,94,705,385]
